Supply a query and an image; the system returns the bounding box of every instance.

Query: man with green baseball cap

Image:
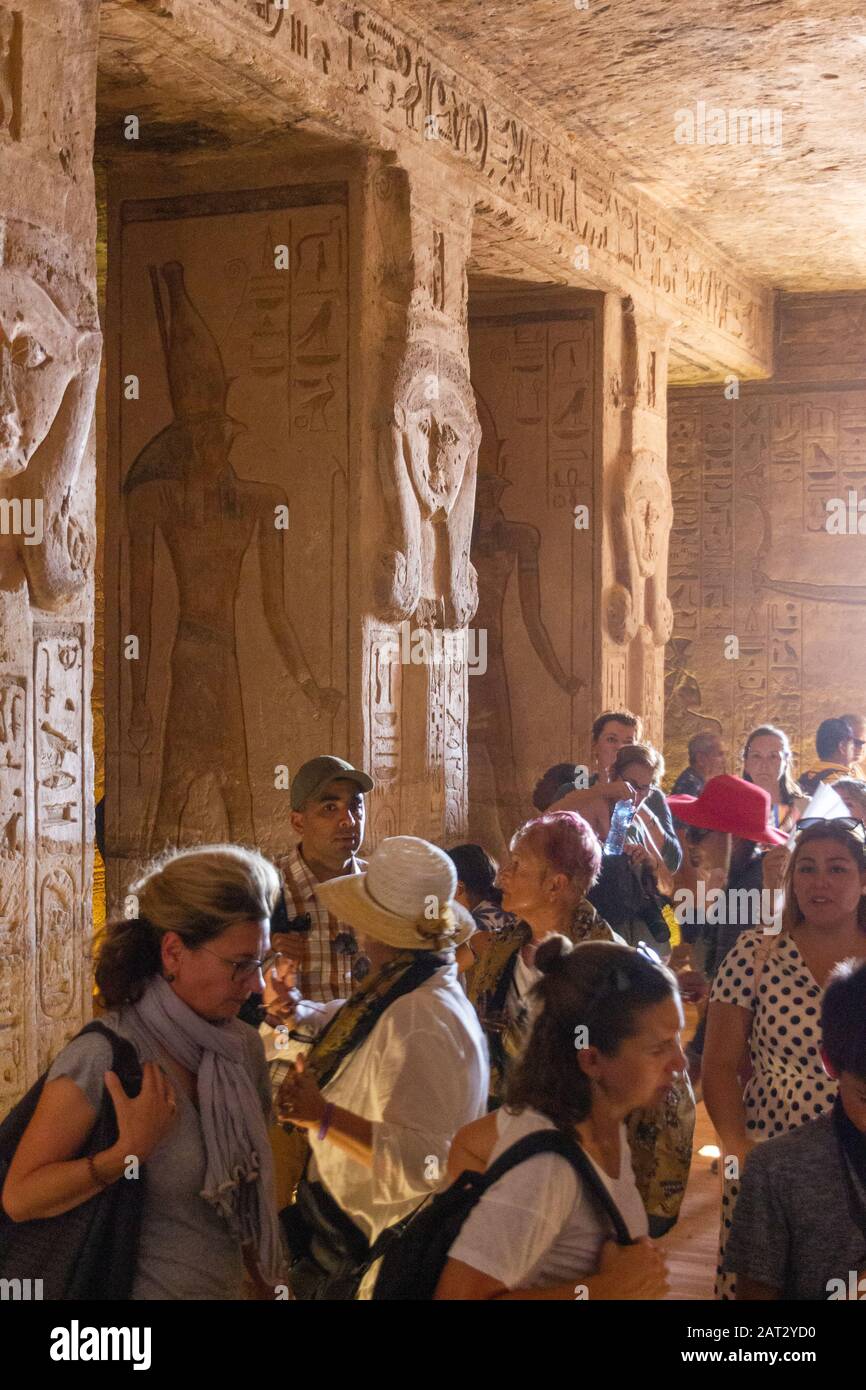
[289,756,374,814]
[273,756,374,1002]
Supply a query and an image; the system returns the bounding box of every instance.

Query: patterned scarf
[464,898,616,1102]
[303,949,448,1091]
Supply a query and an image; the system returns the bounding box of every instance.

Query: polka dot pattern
[709,932,838,1299]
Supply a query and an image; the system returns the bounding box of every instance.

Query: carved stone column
[599,297,675,748]
[0,0,100,1108]
[359,153,479,846]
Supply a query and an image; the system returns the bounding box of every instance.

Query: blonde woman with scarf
[269,836,489,1299]
[2,846,286,1299]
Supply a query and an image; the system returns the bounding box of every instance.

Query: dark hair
[821,959,866,1080]
[446,843,502,905]
[816,717,854,761]
[532,763,579,812]
[741,723,801,805]
[830,777,866,822]
[612,740,665,784]
[505,937,677,1129]
[95,845,281,1007]
[782,823,866,934]
[591,709,642,744]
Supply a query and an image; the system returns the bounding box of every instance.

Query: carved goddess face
[400,377,474,519]
[629,474,668,580]
[0,268,82,479]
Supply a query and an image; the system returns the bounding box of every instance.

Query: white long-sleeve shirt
[262,961,489,1249]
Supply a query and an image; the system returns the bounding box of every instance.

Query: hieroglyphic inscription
[0,673,25,1098]
[0,952,23,1098]
[38,865,77,1021]
[468,312,592,849]
[114,189,349,865]
[366,625,401,846]
[32,627,84,1045]
[667,393,819,773]
[442,640,466,842]
[33,626,84,853]
[548,325,593,512]
[208,0,768,359]
[776,294,866,371]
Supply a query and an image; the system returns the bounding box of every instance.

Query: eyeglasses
[796,816,866,839]
[198,946,286,983]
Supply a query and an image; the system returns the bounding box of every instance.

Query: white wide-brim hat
[316,835,476,952]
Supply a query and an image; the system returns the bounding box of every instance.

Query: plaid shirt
[275,845,366,1003]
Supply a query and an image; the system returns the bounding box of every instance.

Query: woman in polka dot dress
[703,820,866,1298]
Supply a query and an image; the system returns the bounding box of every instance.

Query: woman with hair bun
[464,809,696,1238]
[436,936,684,1299]
[2,845,284,1299]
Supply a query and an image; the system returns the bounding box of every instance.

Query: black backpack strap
[77,1021,143,1097]
[481,1129,634,1246]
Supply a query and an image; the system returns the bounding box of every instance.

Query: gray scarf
[135,975,284,1284]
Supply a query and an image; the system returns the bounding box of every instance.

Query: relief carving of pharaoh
[0,220,100,611]
[606,448,674,647]
[376,343,481,629]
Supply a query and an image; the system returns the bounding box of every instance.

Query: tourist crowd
[3,713,866,1303]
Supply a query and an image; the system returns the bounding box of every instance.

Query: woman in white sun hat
[269,835,489,1299]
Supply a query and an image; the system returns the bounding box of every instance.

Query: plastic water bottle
[604,798,637,856]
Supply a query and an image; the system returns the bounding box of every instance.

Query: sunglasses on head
[796,816,866,840]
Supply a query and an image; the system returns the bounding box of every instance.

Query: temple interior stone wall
[105,156,356,905]
[467,295,598,853]
[0,0,99,1102]
[666,290,866,779]
[5,0,866,1125]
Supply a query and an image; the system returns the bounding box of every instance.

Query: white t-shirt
[448,1106,648,1291]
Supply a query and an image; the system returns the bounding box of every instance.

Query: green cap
[290,756,374,811]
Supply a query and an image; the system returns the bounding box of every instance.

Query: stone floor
[659,1099,719,1301]
[659,1001,719,1301]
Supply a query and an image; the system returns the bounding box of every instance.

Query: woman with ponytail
[436,937,685,1299]
[2,845,284,1299]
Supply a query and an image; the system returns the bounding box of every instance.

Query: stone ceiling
[400,0,866,292]
[96,0,866,309]
[96,3,349,158]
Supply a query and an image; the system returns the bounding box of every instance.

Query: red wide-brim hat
[667,774,788,846]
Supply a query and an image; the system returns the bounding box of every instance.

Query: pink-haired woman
[465,812,620,1106]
